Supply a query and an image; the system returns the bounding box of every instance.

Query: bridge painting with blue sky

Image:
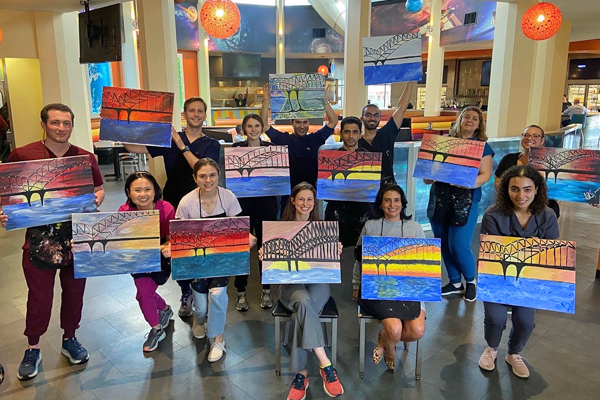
[170,217,250,280]
[413,134,486,188]
[362,33,423,85]
[477,234,576,314]
[72,211,161,279]
[317,150,382,202]
[99,86,174,147]
[269,73,325,120]
[262,221,340,284]
[224,146,290,198]
[361,236,442,302]
[0,156,97,231]
[529,148,600,206]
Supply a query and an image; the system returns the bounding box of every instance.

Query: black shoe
[441,282,465,296]
[18,349,42,380]
[464,283,477,302]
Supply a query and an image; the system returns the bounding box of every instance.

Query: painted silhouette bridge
[363,238,440,277]
[318,152,381,181]
[170,218,250,257]
[73,211,159,253]
[0,158,93,206]
[270,74,325,114]
[529,150,600,182]
[363,33,421,66]
[420,138,484,163]
[226,147,289,178]
[102,89,173,124]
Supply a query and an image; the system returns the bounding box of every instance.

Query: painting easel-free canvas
[363,33,423,85]
[269,73,325,120]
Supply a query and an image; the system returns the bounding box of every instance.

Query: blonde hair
[449,106,488,142]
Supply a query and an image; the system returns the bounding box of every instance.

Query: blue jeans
[430,200,479,284]
[191,287,228,338]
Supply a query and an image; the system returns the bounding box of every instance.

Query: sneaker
[287,373,309,400]
[17,349,42,380]
[319,365,344,397]
[207,340,226,362]
[178,293,193,317]
[261,289,273,309]
[236,291,249,312]
[478,347,498,371]
[158,305,173,329]
[464,283,477,302]
[192,318,206,339]
[505,354,530,378]
[441,282,465,296]
[143,326,166,352]
[61,338,89,364]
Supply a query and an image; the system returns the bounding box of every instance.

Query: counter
[211,107,261,125]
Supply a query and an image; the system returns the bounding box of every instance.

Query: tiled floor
[1,164,600,399]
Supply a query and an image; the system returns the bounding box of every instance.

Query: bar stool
[272,297,339,376]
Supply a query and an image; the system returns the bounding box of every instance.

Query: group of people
[0,86,562,398]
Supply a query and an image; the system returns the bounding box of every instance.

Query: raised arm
[232,91,237,101]
[261,84,271,131]
[391,82,415,128]
[171,127,201,169]
[244,87,249,99]
[325,102,338,129]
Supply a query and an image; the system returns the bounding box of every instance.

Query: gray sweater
[352,218,425,291]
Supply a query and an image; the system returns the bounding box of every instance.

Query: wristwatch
[181,145,190,153]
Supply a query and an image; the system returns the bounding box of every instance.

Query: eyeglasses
[522,133,543,139]
[363,113,380,118]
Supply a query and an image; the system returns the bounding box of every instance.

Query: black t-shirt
[358,118,408,182]
[494,152,520,179]
[234,98,247,107]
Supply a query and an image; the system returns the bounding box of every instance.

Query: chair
[272,297,339,376]
[119,153,142,176]
[358,306,422,380]
[569,113,587,129]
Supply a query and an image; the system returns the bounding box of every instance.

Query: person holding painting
[425,106,494,302]
[123,97,220,320]
[478,164,559,378]
[259,182,344,400]
[231,114,278,311]
[352,183,426,370]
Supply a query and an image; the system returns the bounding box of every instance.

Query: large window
[367,84,392,108]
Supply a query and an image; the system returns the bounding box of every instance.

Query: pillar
[343,0,369,118]
[527,21,571,131]
[34,12,93,151]
[424,0,444,117]
[276,0,285,74]
[120,1,141,89]
[198,2,211,124]
[486,0,536,137]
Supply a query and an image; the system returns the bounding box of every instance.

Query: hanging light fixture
[0,28,3,44]
[521,1,562,41]
[317,65,329,76]
[405,0,424,14]
[199,0,241,40]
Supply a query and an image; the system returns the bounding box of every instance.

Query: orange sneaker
[287,373,308,400]
[319,365,344,397]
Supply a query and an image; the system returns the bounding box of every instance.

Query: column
[486,0,536,138]
[527,21,571,131]
[343,0,369,118]
[34,12,93,151]
[198,2,212,124]
[276,0,285,74]
[120,1,141,89]
[424,0,444,117]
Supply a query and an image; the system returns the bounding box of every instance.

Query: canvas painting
[99,86,174,147]
[477,234,576,314]
[413,134,485,188]
[262,221,340,284]
[317,150,382,202]
[171,217,250,280]
[0,156,97,231]
[361,237,442,302]
[72,211,161,279]
[224,146,290,198]
[269,73,325,120]
[363,33,423,85]
[529,147,600,206]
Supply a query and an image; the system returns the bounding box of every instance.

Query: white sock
[467,280,476,285]
[452,282,462,288]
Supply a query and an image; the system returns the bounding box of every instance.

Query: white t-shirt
[176,186,242,219]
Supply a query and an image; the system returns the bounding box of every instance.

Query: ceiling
[0,0,127,13]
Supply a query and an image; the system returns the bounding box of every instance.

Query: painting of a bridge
[72,211,161,278]
[261,221,340,284]
[170,217,250,280]
[363,33,423,85]
[413,134,485,188]
[361,236,441,302]
[529,147,600,205]
[99,86,174,147]
[317,150,382,202]
[269,73,325,120]
[224,146,290,198]
[477,234,576,314]
[0,156,97,231]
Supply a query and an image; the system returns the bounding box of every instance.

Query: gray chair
[358,306,422,379]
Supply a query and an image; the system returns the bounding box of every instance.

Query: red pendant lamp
[200,0,241,39]
[317,65,329,76]
[521,1,562,41]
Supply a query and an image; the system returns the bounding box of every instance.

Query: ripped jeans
[191,277,229,339]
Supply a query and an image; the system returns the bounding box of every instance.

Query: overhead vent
[464,12,477,26]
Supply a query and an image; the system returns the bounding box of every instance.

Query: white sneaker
[207,340,226,363]
[192,319,206,339]
[478,346,498,371]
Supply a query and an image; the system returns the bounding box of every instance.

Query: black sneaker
[143,327,166,352]
[464,283,477,302]
[18,349,42,380]
[158,305,173,329]
[441,282,465,296]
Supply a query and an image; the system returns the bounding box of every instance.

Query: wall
[0,10,38,59]
[179,50,199,98]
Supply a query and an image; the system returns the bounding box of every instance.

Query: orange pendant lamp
[200,0,241,39]
[317,65,329,76]
[521,1,562,41]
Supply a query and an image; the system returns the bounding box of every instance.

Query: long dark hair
[496,165,548,216]
[124,171,162,208]
[281,182,320,222]
[373,183,412,220]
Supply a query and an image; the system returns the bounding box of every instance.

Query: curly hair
[449,106,487,142]
[495,165,548,216]
[372,182,412,220]
[281,182,320,222]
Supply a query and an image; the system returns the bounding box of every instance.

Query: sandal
[372,333,384,365]
[384,346,396,370]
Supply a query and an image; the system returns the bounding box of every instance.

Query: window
[367,84,391,108]
[464,12,477,26]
